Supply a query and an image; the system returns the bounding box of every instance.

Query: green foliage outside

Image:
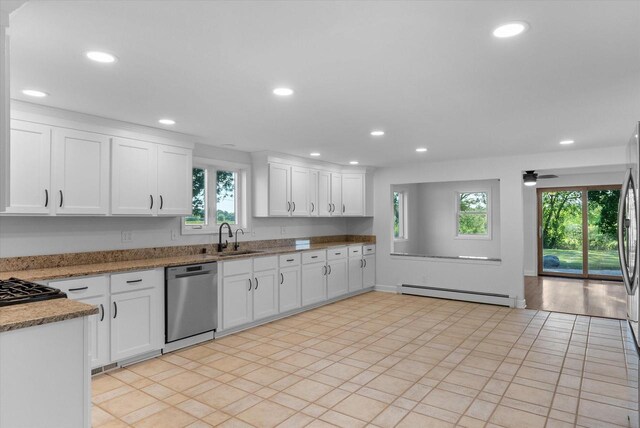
[458,192,488,235]
[184,169,236,225]
[543,249,621,271]
[393,192,400,237]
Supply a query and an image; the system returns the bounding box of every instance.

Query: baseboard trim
[524,270,537,277]
[374,284,398,293]
[401,284,515,307]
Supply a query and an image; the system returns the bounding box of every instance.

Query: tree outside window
[457,192,489,236]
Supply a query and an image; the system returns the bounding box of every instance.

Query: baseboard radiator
[401,284,514,307]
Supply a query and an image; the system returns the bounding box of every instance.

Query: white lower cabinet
[327,247,348,298]
[253,268,278,320]
[222,273,253,330]
[279,265,302,312]
[348,258,364,293]
[50,268,163,369]
[363,254,376,288]
[302,262,327,306]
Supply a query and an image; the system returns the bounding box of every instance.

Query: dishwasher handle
[173,270,214,279]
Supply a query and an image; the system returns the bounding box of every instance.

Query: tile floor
[92,292,639,427]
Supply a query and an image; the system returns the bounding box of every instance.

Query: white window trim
[393,190,409,241]
[182,158,250,235]
[455,190,492,240]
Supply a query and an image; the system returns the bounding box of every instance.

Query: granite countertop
[0,299,99,332]
[0,241,372,282]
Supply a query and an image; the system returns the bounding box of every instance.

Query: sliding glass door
[538,186,621,279]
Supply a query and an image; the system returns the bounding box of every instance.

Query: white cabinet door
[253,270,278,321]
[290,166,310,216]
[82,295,110,369]
[330,173,342,216]
[309,170,319,216]
[318,171,331,217]
[279,266,301,312]
[110,288,160,361]
[301,262,326,306]
[157,144,192,216]
[51,128,110,215]
[342,173,364,216]
[222,274,253,329]
[269,163,291,216]
[348,258,364,292]
[327,258,348,298]
[111,137,157,215]
[5,120,51,214]
[363,255,376,288]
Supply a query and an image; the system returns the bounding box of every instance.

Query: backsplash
[0,235,375,272]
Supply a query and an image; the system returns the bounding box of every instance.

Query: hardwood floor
[525,275,627,319]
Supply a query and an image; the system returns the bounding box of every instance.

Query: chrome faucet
[234,228,245,250]
[217,222,233,252]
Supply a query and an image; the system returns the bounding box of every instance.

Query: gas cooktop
[0,278,67,307]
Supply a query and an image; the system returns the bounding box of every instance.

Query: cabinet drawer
[253,256,277,272]
[327,247,347,260]
[279,253,301,267]
[50,275,108,298]
[302,250,326,264]
[348,245,362,258]
[363,245,376,255]
[223,259,252,277]
[111,269,160,294]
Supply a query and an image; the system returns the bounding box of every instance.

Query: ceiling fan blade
[537,174,559,179]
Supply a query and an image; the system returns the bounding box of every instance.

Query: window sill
[393,238,409,242]
[454,234,492,241]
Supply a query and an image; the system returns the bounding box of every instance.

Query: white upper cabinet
[318,170,332,216]
[3,120,51,214]
[290,166,310,216]
[111,138,157,215]
[252,153,372,218]
[330,173,342,216]
[112,139,192,216]
[342,173,364,216]
[156,144,192,216]
[269,162,291,216]
[52,128,110,215]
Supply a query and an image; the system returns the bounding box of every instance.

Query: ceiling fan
[523,170,558,186]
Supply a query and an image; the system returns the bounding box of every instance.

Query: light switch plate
[121,231,133,242]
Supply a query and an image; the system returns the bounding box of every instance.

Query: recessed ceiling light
[22,89,48,98]
[416,147,428,152]
[310,152,321,157]
[85,51,117,63]
[370,130,385,136]
[349,161,359,165]
[158,119,176,125]
[493,22,529,38]
[559,139,575,145]
[273,87,294,96]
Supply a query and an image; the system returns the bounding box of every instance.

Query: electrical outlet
[121,231,133,243]
[280,226,286,235]
[171,229,178,241]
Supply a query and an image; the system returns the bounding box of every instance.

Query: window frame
[393,190,409,241]
[182,158,250,235]
[455,190,492,240]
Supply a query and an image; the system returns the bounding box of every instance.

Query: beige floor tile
[332,393,387,422]
[366,373,414,395]
[100,390,158,418]
[489,405,546,428]
[195,384,249,409]
[284,378,334,402]
[132,407,197,428]
[395,411,455,427]
[370,405,409,428]
[160,371,210,392]
[237,400,296,427]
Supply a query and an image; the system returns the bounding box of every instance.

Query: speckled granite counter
[0,237,375,282]
[0,299,98,332]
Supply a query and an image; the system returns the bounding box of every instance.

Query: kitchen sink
[216,250,264,257]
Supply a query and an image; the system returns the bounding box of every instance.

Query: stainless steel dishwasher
[165,262,217,343]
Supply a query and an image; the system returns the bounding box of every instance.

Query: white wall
[370,146,627,307]
[522,170,625,276]
[415,179,500,258]
[390,183,419,254]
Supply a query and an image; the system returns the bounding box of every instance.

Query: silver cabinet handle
[248,278,252,291]
[59,190,64,207]
[618,168,637,295]
[327,265,332,275]
[44,189,49,207]
[328,204,332,212]
[311,202,315,212]
[113,302,118,319]
[150,194,154,210]
[280,273,284,284]
[287,201,291,212]
[343,204,345,213]
[159,195,164,210]
[255,277,259,290]
[360,259,363,268]
[68,286,88,292]
[292,201,296,212]
[126,279,142,284]
[364,259,367,268]
[322,266,327,275]
[99,304,105,322]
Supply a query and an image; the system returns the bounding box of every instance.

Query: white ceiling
[9,0,640,167]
